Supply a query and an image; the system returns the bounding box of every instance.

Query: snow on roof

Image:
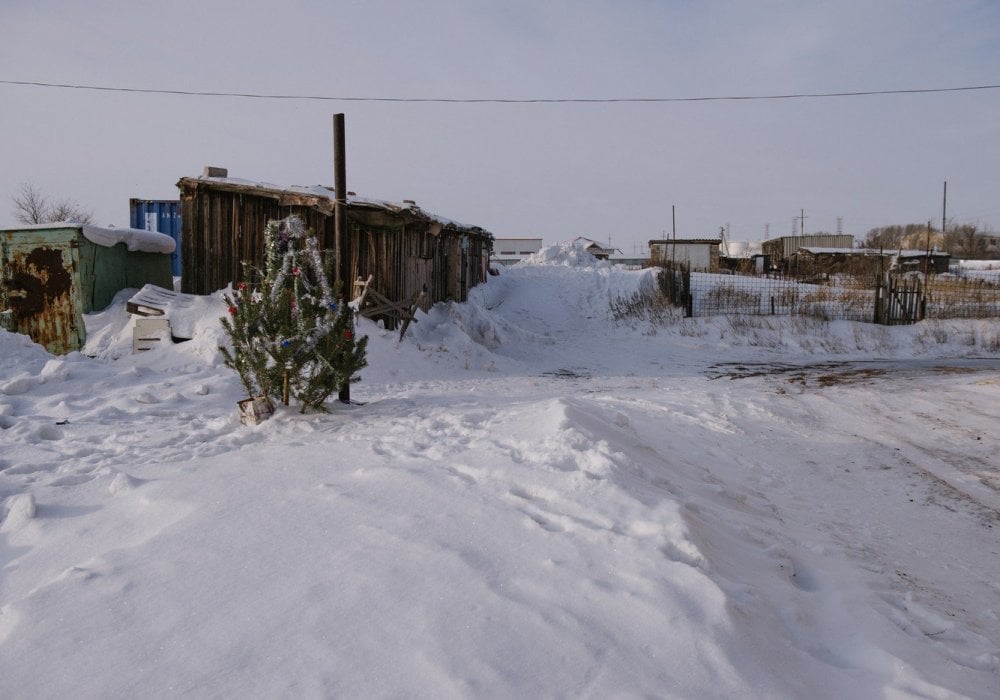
[81,225,175,254]
[649,238,723,245]
[2,222,175,254]
[897,249,950,258]
[797,247,873,255]
[794,247,951,258]
[181,174,487,233]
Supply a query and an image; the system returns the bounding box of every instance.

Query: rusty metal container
[1,224,174,354]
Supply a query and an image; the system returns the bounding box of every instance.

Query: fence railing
[656,264,1000,324]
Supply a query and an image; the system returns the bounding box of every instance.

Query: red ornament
[237,281,248,290]
[228,305,238,315]
[344,330,353,340]
[292,267,301,277]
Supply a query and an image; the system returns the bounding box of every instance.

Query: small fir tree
[221,216,368,413]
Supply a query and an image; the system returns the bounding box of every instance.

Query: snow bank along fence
[176,173,494,330]
[656,263,1000,325]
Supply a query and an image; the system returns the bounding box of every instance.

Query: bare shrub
[11,182,92,224]
[610,291,675,328]
[915,322,950,345]
[775,286,800,309]
[704,285,761,315]
[678,319,704,337]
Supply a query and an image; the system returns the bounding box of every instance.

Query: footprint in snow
[30,424,63,442]
[1,493,37,531]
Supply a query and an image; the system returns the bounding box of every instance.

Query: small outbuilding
[0,223,175,354]
[648,238,722,272]
[894,249,951,274]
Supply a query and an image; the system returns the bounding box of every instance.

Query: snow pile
[1,253,999,698]
[521,240,609,267]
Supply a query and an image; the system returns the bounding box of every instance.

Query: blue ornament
[281,338,292,348]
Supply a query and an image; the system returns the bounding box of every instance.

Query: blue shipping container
[130,199,181,276]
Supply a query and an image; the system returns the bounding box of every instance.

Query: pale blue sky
[2,0,998,254]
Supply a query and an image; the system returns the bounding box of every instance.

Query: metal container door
[0,231,85,354]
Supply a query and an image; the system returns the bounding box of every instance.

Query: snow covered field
[2,244,999,698]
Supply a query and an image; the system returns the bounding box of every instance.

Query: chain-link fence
[656,265,1000,324]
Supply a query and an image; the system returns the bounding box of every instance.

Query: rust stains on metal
[1,235,83,354]
[9,247,73,316]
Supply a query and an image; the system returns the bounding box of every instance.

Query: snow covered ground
[2,244,999,698]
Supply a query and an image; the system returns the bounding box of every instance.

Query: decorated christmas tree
[221,216,368,413]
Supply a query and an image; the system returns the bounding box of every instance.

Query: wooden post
[333,114,348,289]
[333,113,351,403]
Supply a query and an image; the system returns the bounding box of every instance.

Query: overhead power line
[2,79,999,103]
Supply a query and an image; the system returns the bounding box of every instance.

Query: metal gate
[874,275,925,325]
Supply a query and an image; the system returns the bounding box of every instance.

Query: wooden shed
[895,249,951,274]
[0,223,175,354]
[761,234,855,265]
[788,247,890,277]
[176,174,494,322]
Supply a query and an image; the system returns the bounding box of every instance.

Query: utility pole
[672,205,676,239]
[800,208,806,236]
[925,220,932,284]
[333,113,350,403]
[942,180,948,238]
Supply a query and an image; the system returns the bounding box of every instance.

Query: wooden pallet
[352,275,426,340]
[126,284,197,317]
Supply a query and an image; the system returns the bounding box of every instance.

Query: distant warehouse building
[493,237,543,265]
